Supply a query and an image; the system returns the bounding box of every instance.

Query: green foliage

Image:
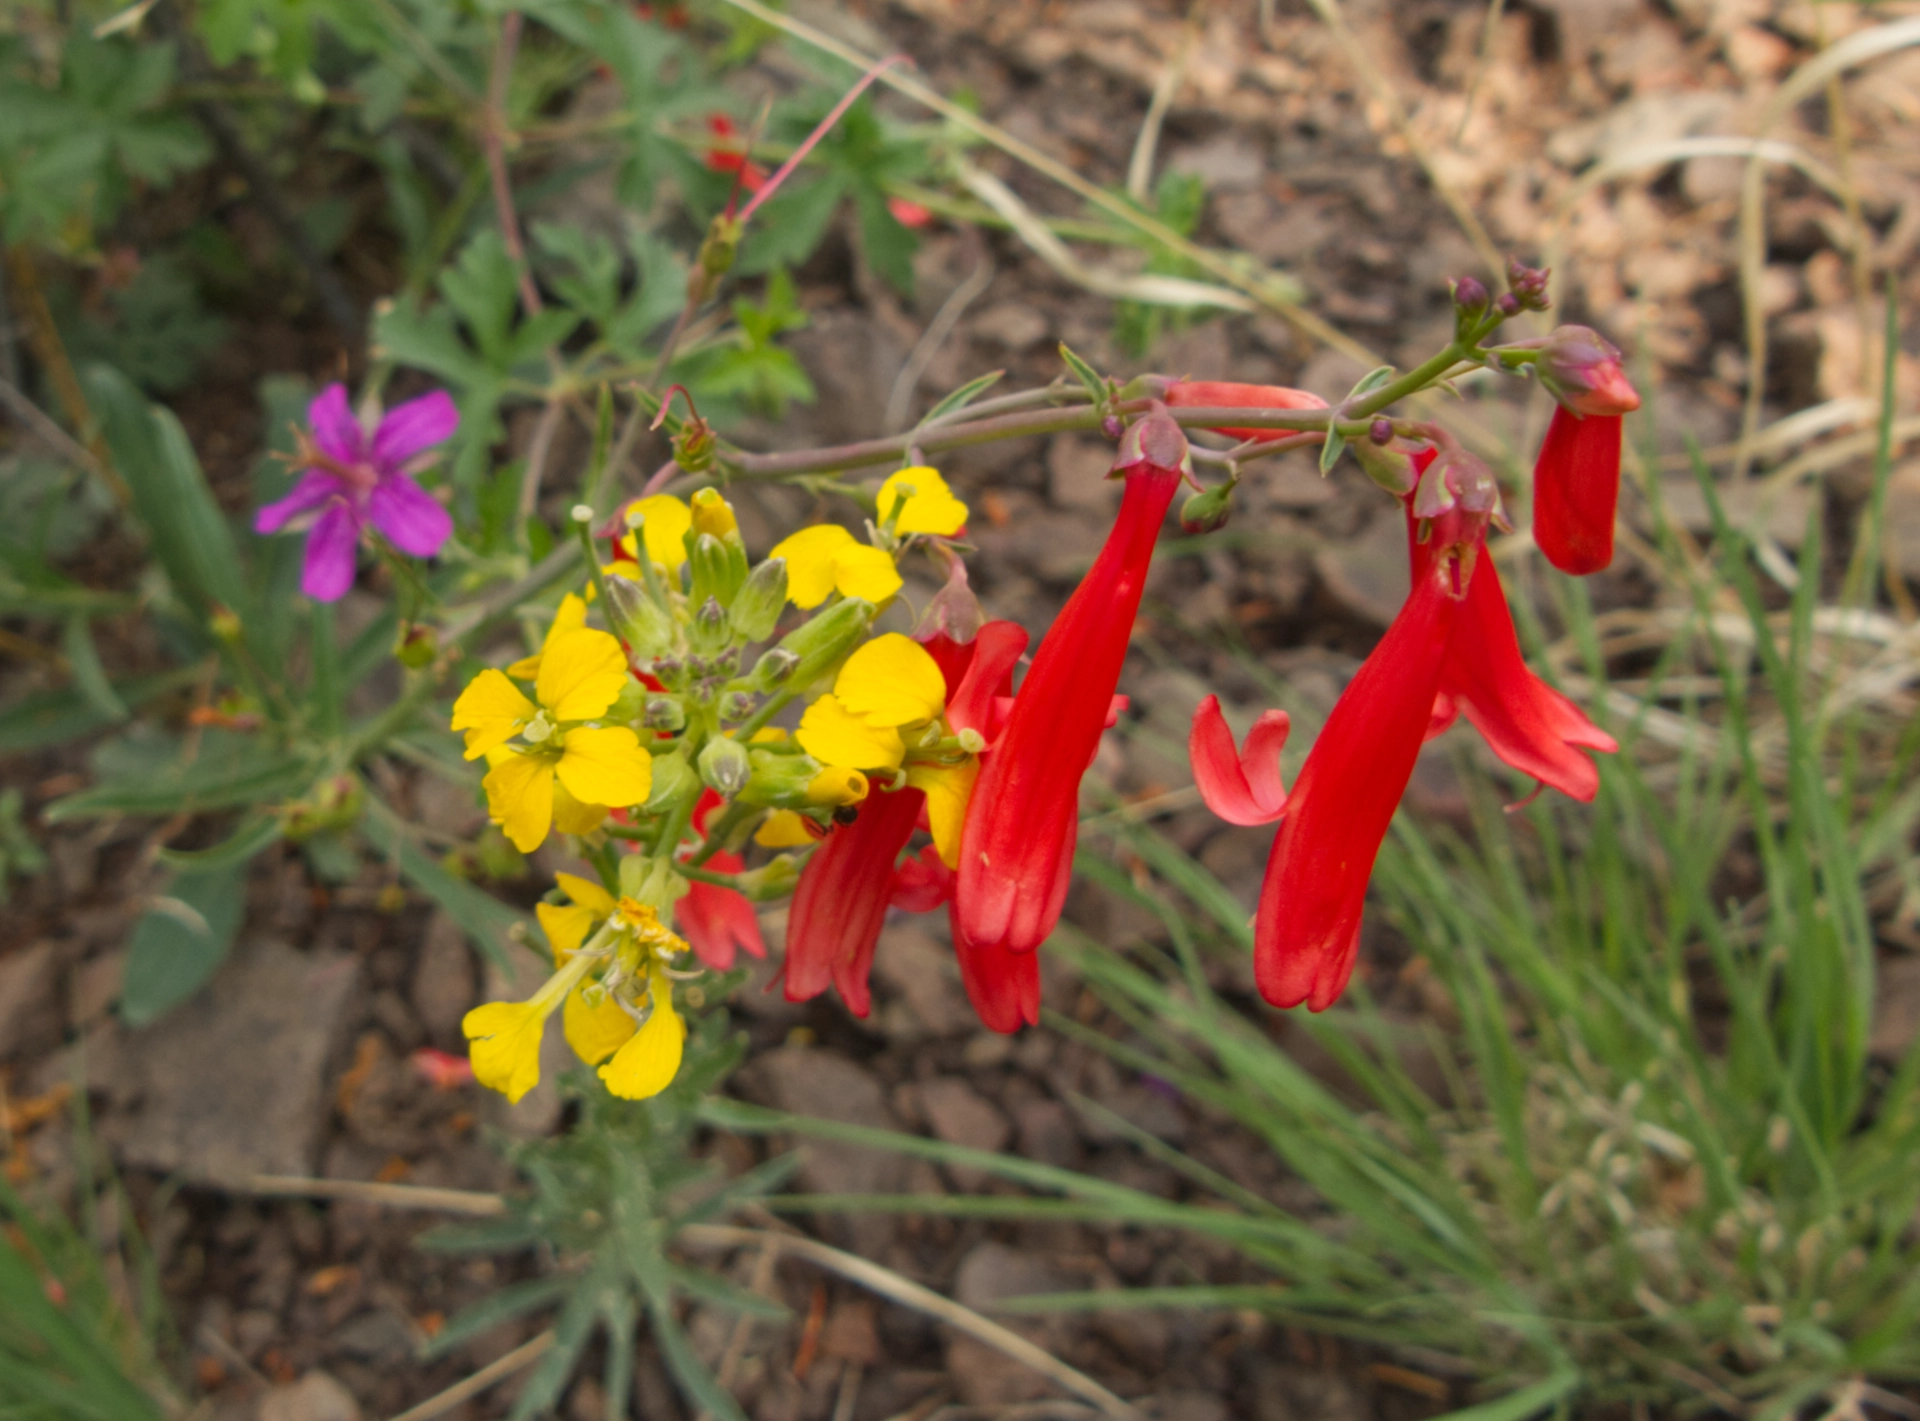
[0,787,48,903]
[120,861,251,1025]
[1111,169,1210,356]
[54,255,228,396]
[0,28,208,252]
[420,1014,794,1421]
[672,268,814,417]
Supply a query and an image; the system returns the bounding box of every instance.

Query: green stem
[688,803,753,867]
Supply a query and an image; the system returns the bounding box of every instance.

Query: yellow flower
[599,965,684,1100]
[755,810,817,848]
[621,494,693,570]
[796,694,904,771]
[461,951,594,1104]
[451,628,652,852]
[907,759,979,867]
[506,592,589,680]
[689,487,738,538]
[877,465,968,537]
[767,525,901,609]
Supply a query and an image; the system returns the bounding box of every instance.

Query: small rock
[820,1299,882,1366]
[1314,512,1410,628]
[257,1370,361,1421]
[0,941,59,1059]
[1048,435,1119,511]
[1870,955,1920,1060]
[1156,1392,1229,1421]
[410,913,476,1040]
[870,924,974,1034]
[329,1309,412,1364]
[1012,1097,1081,1169]
[111,941,360,1185]
[946,1333,1052,1407]
[919,1078,1011,1168]
[67,950,123,1030]
[970,302,1051,351]
[954,1241,1071,1311]
[1168,134,1266,189]
[411,775,487,839]
[743,1046,905,1253]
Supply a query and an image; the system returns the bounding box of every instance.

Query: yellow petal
[834,633,947,727]
[806,766,869,806]
[598,974,684,1099]
[769,525,855,608]
[796,694,904,771]
[452,670,536,760]
[536,628,629,722]
[551,779,608,837]
[537,900,598,960]
[907,759,979,868]
[556,870,617,918]
[878,465,969,537]
[506,593,591,679]
[483,750,554,853]
[755,810,817,848]
[627,494,692,570]
[462,1001,547,1104]
[749,726,790,744]
[832,543,903,604]
[689,487,737,537]
[555,726,654,808]
[564,986,635,1066]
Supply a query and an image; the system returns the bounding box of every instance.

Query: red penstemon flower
[953,413,1190,965]
[1194,442,1616,1011]
[704,114,767,193]
[1528,325,1640,576]
[678,791,766,970]
[1165,379,1327,444]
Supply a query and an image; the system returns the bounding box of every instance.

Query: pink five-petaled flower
[254,384,457,602]
[952,412,1188,967]
[1529,325,1640,576]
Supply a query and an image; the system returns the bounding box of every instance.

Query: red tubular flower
[705,114,766,192]
[679,851,766,969]
[954,414,1188,962]
[1254,510,1476,1011]
[1529,325,1639,576]
[1165,379,1326,444]
[1532,406,1624,576]
[783,785,924,1015]
[1416,510,1617,802]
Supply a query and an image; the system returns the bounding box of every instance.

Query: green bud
[1351,438,1418,496]
[697,736,752,798]
[619,853,689,911]
[688,595,731,654]
[282,774,365,841]
[644,694,686,732]
[750,648,801,689]
[610,681,650,724]
[740,747,828,808]
[730,558,788,643]
[604,575,676,660]
[1179,483,1234,535]
[687,531,745,609]
[646,746,699,812]
[737,853,801,901]
[393,623,438,669]
[770,598,874,691]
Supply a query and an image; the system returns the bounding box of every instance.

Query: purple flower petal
[255,471,345,534]
[307,384,366,465]
[369,475,453,558]
[370,390,459,472]
[301,502,362,601]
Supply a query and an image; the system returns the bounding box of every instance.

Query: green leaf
[1058,342,1106,404]
[919,369,1004,426]
[0,667,197,754]
[47,742,310,821]
[120,861,249,1025]
[87,364,250,622]
[59,614,127,724]
[156,812,283,870]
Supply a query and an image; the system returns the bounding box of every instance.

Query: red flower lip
[1532,406,1623,576]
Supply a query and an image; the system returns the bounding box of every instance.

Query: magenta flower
[254,384,458,601]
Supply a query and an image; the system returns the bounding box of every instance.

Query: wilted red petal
[1164,379,1326,444]
[1255,543,1462,1011]
[1189,694,1289,826]
[890,845,954,913]
[411,1047,474,1090]
[784,787,924,1016]
[1531,407,1621,576]
[955,450,1181,955]
[679,851,766,970]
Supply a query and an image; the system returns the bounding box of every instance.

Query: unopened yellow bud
[689,487,738,538]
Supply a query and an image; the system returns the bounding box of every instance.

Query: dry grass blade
[384,1330,555,1421]
[885,253,995,432]
[1125,19,1196,203]
[245,1174,508,1216]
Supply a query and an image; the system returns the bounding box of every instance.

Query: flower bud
[1506,257,1551,310]
[1452,275,1489,317]
[1368,418,1395,445]
[736,854,801,901]
[766,597,874,691]
[1350,437,1418,496]
[697,735,752,798]
[604,574,676,660]
[807,765,869,807]
[282,774,364,841]
[739,748,854,808]
[645,747,698,811]
[1496,292,1521,317]
[913,558,983,645]
[610,681,650,723]
[393,623,438,669]
[1101,413,1124,441]
[687,532,746,610]
[689,487,737,538]
[750,647,801,689]
[1179,482,1234,535]
[644,694,685,732]
[1534,325,1641,417]
[729,557,788,643]
[688,594,730,653]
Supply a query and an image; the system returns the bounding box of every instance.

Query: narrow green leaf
[120,862,249,1025]
[156,813,283,870]
[0,667,196,754]
[46,745,310,821]
[1057,342,1106,404]
[59,613,127,723]
[919,369,1005,426]
[364,796,525,970]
